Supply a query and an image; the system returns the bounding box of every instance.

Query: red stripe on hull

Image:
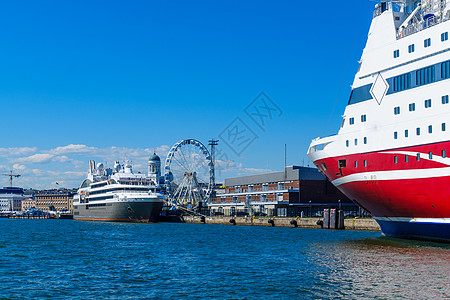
[311,142,450,218]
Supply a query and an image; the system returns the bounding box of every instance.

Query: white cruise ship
[73,154,165,222]
[308,0,450,241]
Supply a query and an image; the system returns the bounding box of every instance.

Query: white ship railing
[397,12,450,39]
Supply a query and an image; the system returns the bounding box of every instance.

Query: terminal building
[209,166,357,217]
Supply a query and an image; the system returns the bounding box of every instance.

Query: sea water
[0,219,449,299]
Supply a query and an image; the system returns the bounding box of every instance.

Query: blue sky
[0,0,376,188]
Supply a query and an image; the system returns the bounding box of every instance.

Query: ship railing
[397,11,450,39]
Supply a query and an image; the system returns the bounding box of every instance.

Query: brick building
[210,166,357,217]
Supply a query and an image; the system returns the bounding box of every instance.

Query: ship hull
[309,142,450,242]
[73,200,164,222]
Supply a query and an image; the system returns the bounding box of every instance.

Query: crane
[1,171,21,187]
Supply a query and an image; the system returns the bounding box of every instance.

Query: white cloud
[16,153,55,163]
[0,147,37,157]
[50,144,97,155]
[12,164,26,170]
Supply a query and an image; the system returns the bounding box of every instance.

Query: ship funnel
[89,160,96,172]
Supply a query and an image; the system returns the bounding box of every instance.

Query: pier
[181,216,381,231]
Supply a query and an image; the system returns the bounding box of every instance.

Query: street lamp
[309,200,312,217]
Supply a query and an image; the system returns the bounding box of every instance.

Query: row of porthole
[394,123,446,139]
[321,149,446,172]
[394,32,448,58]
[394,95,449,115]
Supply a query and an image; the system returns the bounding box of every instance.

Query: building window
[394,106,400,115]
[355,139,358,146]
[417,153,421,161]
[405,129,409,137]
[278,182,285,190]
[424,38,431,48]
[361,115,367,122]
[364,160,367,167]
[408,44,415,53]
[442,150,446,158]
[394,156,398,164]
[428,125,433,133]
[416,65,435,86]
[393,73,411,92]
[394,49,400,58]
[416,127,421,135]
[248,185,254,192]
[442,123,446,131]
[364,137,367,144]
[346,140,349,147]
[442,61,450,79]
[405,155,409,162]
[425,99,432,108]
[409,103,416,111]
[262,184,268,192]
[394,132,398,139]
[349,117,354,125]
[442,95,449,104]
[441,32,448,42]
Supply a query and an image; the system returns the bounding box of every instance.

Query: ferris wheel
[164,139,214,207]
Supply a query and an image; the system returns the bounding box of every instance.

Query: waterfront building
[35,190,76,212]
[209,166,356,217]
[0,187,27,212]
[21,198,36,211]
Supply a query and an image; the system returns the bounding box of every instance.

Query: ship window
[441,32,448,42]
[355,139,358,146]
[393,49,400,58]
[349,117,354,125]
[321,163,327,171]
[364,160,367,167]
[428,125,432,133]
[355,161,358,168]
[405,155,409,162]
[429,152,433,159]
[409,103,416,111]
[338,160,346,168]
[393,73,411,92]
[361,115,367,122]
[416,127,421,135]
[394,106,400,115]
[394,156,398,164]
[442,123,446,131]
[424,38,431,48]
[442,95,449,104]
[405,129,409,137]
[416,65,435,86]
[394,132,398,139]
[408,44,415,53]
[364,137,367,144]
[442,150,446,158]
[346,140,349,147]
[425,99,432,108]
[417,153,421,161]
[442,61,450,79]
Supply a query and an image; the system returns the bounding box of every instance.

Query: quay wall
[182,216,381,231]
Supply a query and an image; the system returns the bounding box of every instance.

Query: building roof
[224,166,324,187]
[148,153,161,162]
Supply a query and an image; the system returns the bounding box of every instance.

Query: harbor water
[0,219,449,299]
